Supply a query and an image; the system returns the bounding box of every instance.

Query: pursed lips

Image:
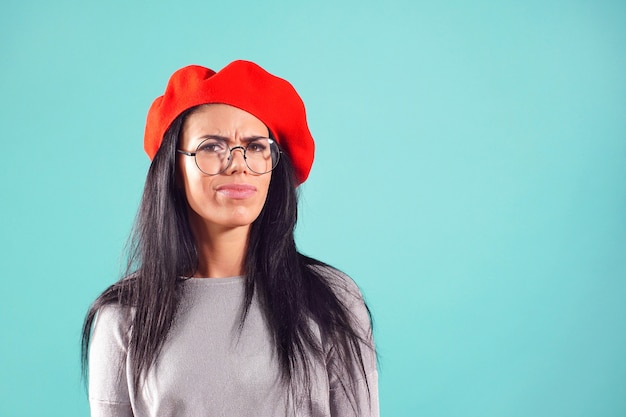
[215,183,257,199]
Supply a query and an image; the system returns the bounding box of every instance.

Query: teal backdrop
[1,0,625,416]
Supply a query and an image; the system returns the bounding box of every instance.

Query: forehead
[183,104,268,135]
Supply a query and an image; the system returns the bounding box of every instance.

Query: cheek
[259,176,272,202]
[178,166,211,206]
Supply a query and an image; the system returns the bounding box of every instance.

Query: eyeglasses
[176,137,281,176]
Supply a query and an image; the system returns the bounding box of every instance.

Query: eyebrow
[197,134,268,144]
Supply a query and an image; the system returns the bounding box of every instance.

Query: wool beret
[144,60,315,184]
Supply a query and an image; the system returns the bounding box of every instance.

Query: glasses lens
[195,139,229,175]
[245,138,280,174]
[193,138,280,175]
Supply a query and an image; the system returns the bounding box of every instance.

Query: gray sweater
[89,274,379,417]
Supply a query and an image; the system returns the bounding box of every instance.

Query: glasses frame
[176,137,281,176]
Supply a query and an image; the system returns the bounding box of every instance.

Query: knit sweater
[88,273,378,417]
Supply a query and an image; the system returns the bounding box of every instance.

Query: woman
[81,60,378,417]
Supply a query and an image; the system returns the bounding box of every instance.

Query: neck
[189,216,250,278]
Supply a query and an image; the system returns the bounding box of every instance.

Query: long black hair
[81,106,374,411]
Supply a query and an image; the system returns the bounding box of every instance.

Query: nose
[224,146,248,174]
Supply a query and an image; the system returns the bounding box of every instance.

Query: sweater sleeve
[88,304,134,417]
[326,275,379,417]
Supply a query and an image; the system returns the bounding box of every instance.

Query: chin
[226,213,262,228]
[200,209,263,230]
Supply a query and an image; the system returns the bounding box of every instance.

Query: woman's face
[177,104,272,235]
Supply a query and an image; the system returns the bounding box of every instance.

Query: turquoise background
[1,0,625,416]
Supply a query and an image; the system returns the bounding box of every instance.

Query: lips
[215,183,257,199]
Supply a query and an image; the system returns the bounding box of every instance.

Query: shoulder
[92,303,134,349]
[307,262,366,306]
[305,262,373,337]
[95,303,133,325]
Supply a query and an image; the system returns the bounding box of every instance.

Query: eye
[247,140,268,153]
[197,139,227,154]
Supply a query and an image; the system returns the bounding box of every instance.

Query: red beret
[144,60,315,184]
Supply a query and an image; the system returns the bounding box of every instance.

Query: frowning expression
[177,104,272,234]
